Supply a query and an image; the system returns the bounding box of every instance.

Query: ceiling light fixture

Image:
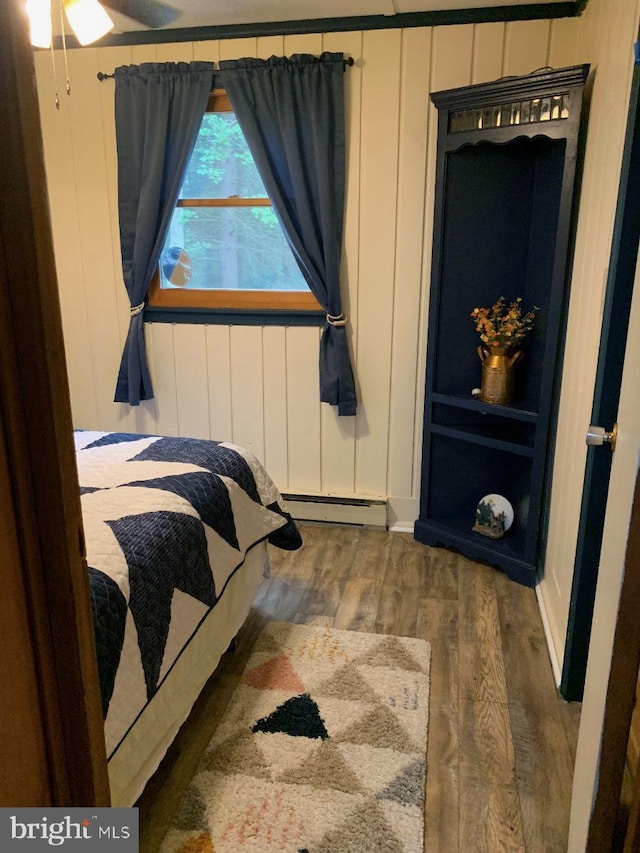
[63,0,114,45]
[26,0,53,47]
[25,0,114,49]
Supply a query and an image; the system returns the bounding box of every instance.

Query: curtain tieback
[327,313,347,327]
[129,302,145,317]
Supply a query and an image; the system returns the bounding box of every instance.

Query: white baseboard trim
[281,493,387,529]
[387,496,419,532]
[279,493,419,533]
[535,583,562,687]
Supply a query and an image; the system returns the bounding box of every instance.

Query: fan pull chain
[48,34,60,109]
[58,0,71,96]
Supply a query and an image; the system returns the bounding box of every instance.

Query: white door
[568,244,640,850]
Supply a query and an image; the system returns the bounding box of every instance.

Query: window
[148,89,321,314]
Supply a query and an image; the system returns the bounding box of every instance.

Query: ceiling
[104,0,573,34]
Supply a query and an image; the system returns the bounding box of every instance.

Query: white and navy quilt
[74,431,301,754]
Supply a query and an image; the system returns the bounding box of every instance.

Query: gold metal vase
[477,346,524,405]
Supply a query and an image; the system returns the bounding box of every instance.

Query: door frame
[561,44,640,701]
[586,472,640,850]
[0,0,109,805]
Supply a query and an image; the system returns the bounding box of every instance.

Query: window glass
[151,94,319,313]
[161,206,308,292]
[180,112,266,200]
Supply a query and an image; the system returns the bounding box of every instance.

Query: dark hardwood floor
[137,524,580,852]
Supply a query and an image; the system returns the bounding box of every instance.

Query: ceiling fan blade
[101,0,181,29]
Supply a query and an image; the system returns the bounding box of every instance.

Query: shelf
[426,432,532,519]
[417,514,527,558]
[431,392,539,423]
[429,424,535,457]
[431,397,538,449]
[414,517,536,587]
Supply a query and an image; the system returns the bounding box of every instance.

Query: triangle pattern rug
[161,622,431,853]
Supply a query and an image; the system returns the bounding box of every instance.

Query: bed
[74,430,302,807]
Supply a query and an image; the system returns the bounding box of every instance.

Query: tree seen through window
[160,110,308,293]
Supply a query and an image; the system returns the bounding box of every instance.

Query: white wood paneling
[262,327,289,490]
[256,36,285,58]
[148,323,179,436]
[173,325,210,439]
[286,327,322,493]
[354,28,402,497]
[154,42,194,62]
[430,25,474,92]
[229,326,264,459]
[472,22,505,83]
[387,27,431,503]
[502,19,551,76]
[35,52,99,430]
[548,17,580,68]
[192,40,220,63]
[205,325,233,442]
[219,38,258,61]
[130,44,157,64]
[284,33,323,55]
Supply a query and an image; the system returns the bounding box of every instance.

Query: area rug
[161,622,431,853]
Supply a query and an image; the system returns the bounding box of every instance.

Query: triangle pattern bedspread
[75,431,301,758]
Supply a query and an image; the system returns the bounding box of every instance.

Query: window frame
[147,88,323,320]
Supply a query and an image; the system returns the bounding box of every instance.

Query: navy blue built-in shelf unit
[415,64,590,587]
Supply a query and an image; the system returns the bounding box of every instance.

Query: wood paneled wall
[538,0,640,670]
[34,19,578,530]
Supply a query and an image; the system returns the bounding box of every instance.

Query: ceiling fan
[27,0,181,49]
[100,0,181,30]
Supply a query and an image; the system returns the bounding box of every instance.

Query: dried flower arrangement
[471,297,539,350]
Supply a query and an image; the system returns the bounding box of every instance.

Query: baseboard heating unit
[281,493,387,529]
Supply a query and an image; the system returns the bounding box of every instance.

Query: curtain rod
[97,57,354,80]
